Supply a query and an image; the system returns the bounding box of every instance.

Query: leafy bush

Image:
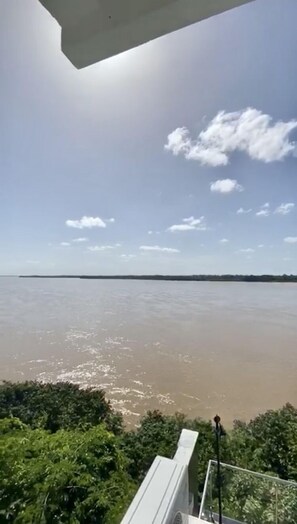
[0,419,135,523]
[0,382,297,523]
[230,404,297,481]
[0,381,123,434]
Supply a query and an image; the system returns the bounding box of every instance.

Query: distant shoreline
[19,274,297,282]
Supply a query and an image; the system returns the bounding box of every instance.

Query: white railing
[121,429,200,524]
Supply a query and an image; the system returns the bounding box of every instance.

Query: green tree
[0,418,135,523]
[121,410,230,500]
[0,381,123,434]
[230,404,297,481]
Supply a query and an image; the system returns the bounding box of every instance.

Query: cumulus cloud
[165,108,297,167]
[256,203,270,217]
[284,237,297,244]
[139,245,180,253]
[237,207,252,214]
[274,203,295,215]
[88,244,118,252]
[66,216,106,229]
[72,237,89,243]
[168,216,207,232]
[238,248,255,253]
[210,179,243,194]
[220,238,229,244]
[60,242,70,246]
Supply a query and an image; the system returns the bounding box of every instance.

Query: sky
[1,0,297,275]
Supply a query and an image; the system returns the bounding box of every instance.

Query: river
[1,277,297,426]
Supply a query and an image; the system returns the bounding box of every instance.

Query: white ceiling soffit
[39,0,254,69]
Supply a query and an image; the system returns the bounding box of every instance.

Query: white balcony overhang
[39,0,254,68]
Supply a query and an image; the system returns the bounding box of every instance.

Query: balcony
[121,432,297,524]
[199,461,297,524]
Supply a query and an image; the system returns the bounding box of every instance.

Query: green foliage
[1,382,297,522]
[0,419,135,523]
[230,404,297,481]
[216,470,297,524]
[0,381,123,434]
[121,410,230,499]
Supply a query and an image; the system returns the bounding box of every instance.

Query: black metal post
[214,414,223,524]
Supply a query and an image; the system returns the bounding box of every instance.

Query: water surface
[1,277,296,426]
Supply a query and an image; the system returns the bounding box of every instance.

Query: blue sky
[1,0,297,275]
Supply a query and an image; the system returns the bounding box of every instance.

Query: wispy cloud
[88,244,118,252]
[238,248,255,253]
[284,237,297,244]
[121,254,136,260]
[60,242,71,246]
[274,203,295,215]
[105,218,115,223]
[72,237,89,243]
[256,210,270,217]
[139,245,180,253]
[256,203,270,217]
[237,207,252,214]
[219,238,229,244]
[210,179,243,194]
[258,244,264,248]
[168,216,207,232]
[165,108,297,167]
[66,216,106,229]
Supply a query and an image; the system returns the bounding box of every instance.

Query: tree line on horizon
[0,381,297,522]
[19,274,297,282]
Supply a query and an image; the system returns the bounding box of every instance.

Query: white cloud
[238,248,255,253]
[237,207,252,214]
[220,238,229,244]
[274,203,295,215]
[88,245,118,252]
[105,218,115,223]
[258,244,264,248]
[168,216,207,232]
[60,242,70,246]
[66,216,106,229]
[165,108,297,167]
[72,237,89,243]
[256,209,270,217]
[210,179,243,194]
[284,237,297,244]
[139,245,180,253]
[168,224,195,232]
[148,230,153,235]
[256,203,270,217]
[121,254,136,260]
